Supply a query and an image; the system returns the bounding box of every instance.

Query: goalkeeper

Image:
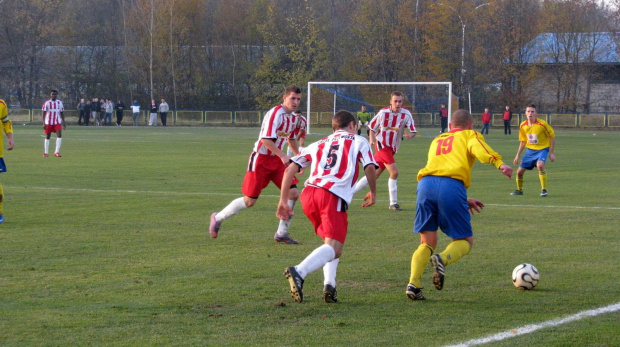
[356,105,371,136]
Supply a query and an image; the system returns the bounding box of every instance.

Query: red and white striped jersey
[42,99,65,125]
[293,115,307,140]
[368,107,416,153]
[253,105,299,155]
[292,130,377,204]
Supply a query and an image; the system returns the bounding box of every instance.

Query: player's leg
[537,160,548,196]
[384,162,400,210]
[409,233,436,288]
[275,186,299,244]
[54,129,62,156]
[322,258,339,303]
[0,183,4,223]
[44,130,52,157]
[352,167,383,195]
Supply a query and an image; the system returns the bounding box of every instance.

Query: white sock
[44,139,50,154]
[323,258,340,287]
[215,197,247,221]
[352,176,368,195]
[296,244,336,279]
[388,178,398,205]
[276,199,296,236]
[55,138,62,153]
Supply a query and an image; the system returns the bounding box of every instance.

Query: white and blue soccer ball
[512,263,539,290]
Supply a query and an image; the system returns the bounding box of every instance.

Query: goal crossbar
[307,81,453,134]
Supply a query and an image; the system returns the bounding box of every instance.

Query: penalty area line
[444,302,620,347]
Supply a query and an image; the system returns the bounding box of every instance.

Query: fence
[9,108,620,129]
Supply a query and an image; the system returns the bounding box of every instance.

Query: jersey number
[435,136,454,155]
[324,144,339,170]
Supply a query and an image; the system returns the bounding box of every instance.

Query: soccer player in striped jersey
[351,91,416,210]
[406,110,513,301]
[511,104,556,197]
[279,110,378,303]
[41,90,66,157]
[0,99,15,223]
[209,85,303,244]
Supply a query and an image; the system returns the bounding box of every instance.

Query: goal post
[306,81,453,134]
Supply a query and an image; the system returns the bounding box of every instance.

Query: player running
[351,91,416,210]
[279,110,377,303]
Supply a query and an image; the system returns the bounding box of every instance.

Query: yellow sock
[409,244,433,287]
[439,240,471,266]
[516,178,523,191]
[539,170,547,190]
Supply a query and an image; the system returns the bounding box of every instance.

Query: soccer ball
[512,263,539,290]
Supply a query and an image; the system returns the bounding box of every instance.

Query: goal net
[307,81,454,134]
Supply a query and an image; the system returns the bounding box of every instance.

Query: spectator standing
[115,100,125,126]
[439,104,448,133]
[130,101,140,126]
[0,98,15,223]
[77,98,86,125]
[99,97,106,125]
[104,99,114,126]
[480,108,491,134]
[148,100,157,126]
[159,99,169,126]
[503,106,513,135]
[279,110,378,303]
[83,100,91,126]
[91,98,100,126]
[42,89,66,157]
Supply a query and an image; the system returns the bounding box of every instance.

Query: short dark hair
[391,91,403,98]
[51,89,58,94]
[284,85,302,96]
[451,109,473,128]
[332,110,357,131]
[526,104,537,110]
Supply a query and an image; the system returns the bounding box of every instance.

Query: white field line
[7,186,620,211]
[445,302,620,347]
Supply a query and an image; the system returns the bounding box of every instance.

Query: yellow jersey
[0,99,13,157]
[417,129,505,188]
[518,118,555,150]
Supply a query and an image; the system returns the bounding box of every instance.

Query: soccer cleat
[284,266,304,303]
[209,212,221,238]
[43,153,49,158]
[540,189,548,197]
[0,214,4,224]
[388,204,402,211]
[54,152,61,157]
[274,232,299,244]
[322,284,338,303]
[430,254,445,290]
[510,190,523,196]
[406,283,426,301]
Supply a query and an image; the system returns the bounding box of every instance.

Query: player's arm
[261,138,290,165]
[513,141,526,165]
[548,137,555,162]
[2,118,14,150]
[277,162,301,221]
[60,111,66,129]
[362,164,377,207]
[369,130,376,146]
[286,138,300,156]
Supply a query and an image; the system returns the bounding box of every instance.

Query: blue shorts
[520,148,549,170]
[0,158,6,173]
[414,176,472,239]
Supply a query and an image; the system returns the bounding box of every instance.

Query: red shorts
[44,124,62,134]
[301,186,348,244]
[373,147,396,170]
[242,152,299,199]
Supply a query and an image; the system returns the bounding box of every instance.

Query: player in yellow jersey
[406,110,512,300]
[511,104,555,197]
[0,99,15,223]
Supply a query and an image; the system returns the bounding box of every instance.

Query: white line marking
[6,186,620,210]
[445,302,620,347]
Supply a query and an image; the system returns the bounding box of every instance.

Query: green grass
[0,125,618,346]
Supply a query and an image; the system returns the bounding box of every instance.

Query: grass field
[0,125,618,346]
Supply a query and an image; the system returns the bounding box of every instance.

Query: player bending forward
[406,110,512,301]
[278,110,377,303]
